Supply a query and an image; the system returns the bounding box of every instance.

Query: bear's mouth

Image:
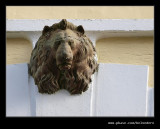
[58,63,72,70]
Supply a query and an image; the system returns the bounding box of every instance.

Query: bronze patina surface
[29,19,98,95]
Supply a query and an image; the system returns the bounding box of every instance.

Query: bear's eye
[55,41,61,46]
[68,40,74,46]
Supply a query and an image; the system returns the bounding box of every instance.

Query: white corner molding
[6,19,154,47]
[146,87,154,116]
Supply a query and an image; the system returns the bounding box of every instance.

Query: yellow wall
[6,6,153,19]
[6,38,32,64]
[6,6,154,87]
[96,37,154,87]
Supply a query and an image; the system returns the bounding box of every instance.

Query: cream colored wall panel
[96,37,154,87]
[6,38,32,64]
[6,6,153,19]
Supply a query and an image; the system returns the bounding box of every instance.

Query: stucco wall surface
[6,38,32,64]
[6,6,153,19]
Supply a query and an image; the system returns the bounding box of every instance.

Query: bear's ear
[42,26,50,35]
[60,19,67,30]
[77,25,85,34]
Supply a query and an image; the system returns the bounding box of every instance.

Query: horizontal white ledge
[6,19,154,44]
[7,19,153,32]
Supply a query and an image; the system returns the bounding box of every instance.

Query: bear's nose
[61,51,72,61]
[63,56,72,61]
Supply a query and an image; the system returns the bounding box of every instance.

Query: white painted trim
[146,87,154,116]
[7,19,153,31]
[7,63,150,116]
[6,19,154,47]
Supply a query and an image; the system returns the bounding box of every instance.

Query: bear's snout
[56,43,73,70]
